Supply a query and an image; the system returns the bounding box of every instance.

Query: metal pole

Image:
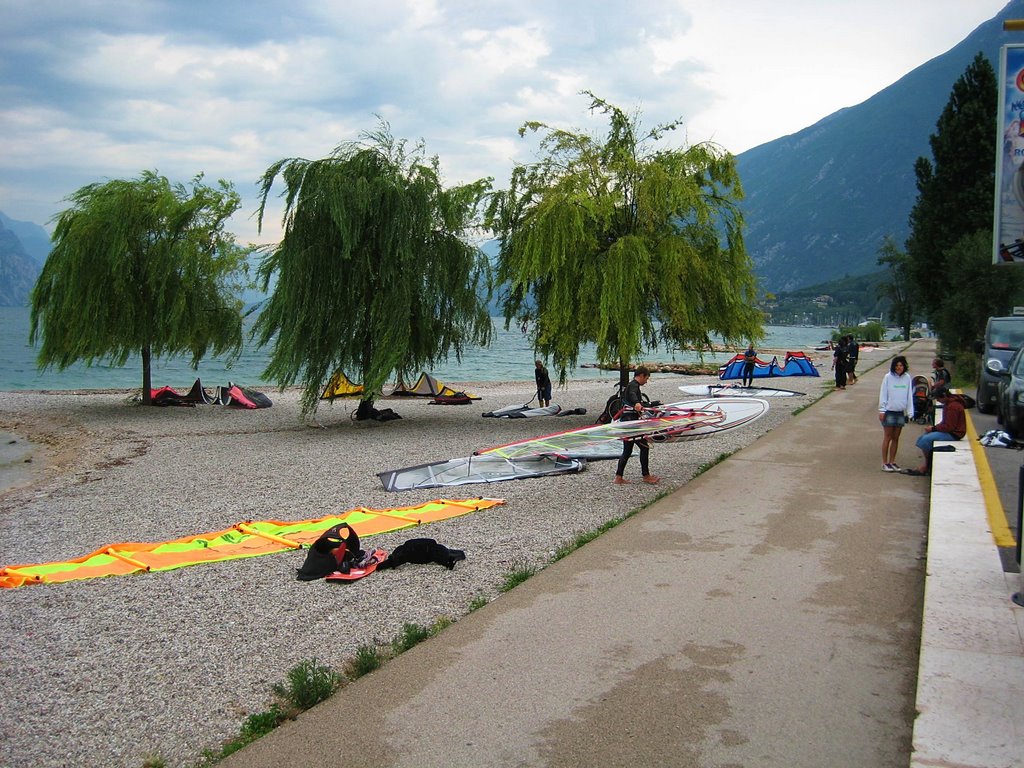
[1014,464,1024,606]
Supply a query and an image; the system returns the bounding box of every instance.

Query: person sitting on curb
[902,385,966,476]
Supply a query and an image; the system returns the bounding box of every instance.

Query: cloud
[0,0,1010,243]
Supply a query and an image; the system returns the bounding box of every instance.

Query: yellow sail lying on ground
[0,498,504,588]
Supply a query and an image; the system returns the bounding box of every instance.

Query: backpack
[296,523,362,581]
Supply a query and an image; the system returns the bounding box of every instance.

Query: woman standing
[878,355,914,472]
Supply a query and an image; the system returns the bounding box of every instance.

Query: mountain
[737,0,1023,293]
[0,218,42,306]
[0,211,51,265]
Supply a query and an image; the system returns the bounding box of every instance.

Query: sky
[0,0,1012,245]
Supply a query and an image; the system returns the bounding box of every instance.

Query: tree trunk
[142,345,152,405]
[618,359,629,389]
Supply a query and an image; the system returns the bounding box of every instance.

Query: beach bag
[296,524,361,581]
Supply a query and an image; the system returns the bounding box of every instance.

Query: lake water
[0,305,834,391]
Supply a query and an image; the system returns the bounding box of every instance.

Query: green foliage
[486,92,762,385]
[906,53,1024,345]
[930,230,1024,350]
[392,622,432,653]
[239,705,285,741]
[140,755,166,768]
[767,270,890,326]
[468,594,489,612]
[876,235,914,341]
[30,171,249,401]
[346,644,384,679]
[270,658,341,711]
[431,616,454,633]
[254,123,493,415]
[499,562,537,592]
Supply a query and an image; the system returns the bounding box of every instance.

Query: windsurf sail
[483,403,563,418]
[719,351,819,379]
[0,498,504,588]
[321,371,365,400]
[476,398,768,461]
[679,384,805,398]
[379,454,585,491]
[391,372,479,400]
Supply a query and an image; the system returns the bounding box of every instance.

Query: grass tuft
[500,562,536,592]
[271,658,342,712]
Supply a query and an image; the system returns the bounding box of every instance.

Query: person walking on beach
[902,384,965,476]
[878,355,913,472]
[535,360,552,407]
[614,366,660,486]
[741,343,757,387]
[832,338,849,390]
[846,335,859,384]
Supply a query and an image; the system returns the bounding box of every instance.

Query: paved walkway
[223,340,1023,768]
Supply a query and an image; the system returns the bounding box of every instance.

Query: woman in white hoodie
[878,355,913,471]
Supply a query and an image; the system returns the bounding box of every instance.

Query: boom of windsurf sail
[719,351,819,380]
[476,398,768,461]
[0,498,504,589]
[379,455,585,491]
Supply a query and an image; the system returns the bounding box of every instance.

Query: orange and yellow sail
[0,498,504,589]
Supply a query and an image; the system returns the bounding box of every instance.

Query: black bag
[296,524,361,581]
[377,538,466,570]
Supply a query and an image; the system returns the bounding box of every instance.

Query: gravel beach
[0,369,833,767]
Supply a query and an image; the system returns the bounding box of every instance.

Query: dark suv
[976,315,1024,413]
[996,345,1024,437]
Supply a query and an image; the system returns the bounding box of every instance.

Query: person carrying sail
[613,366,660,485]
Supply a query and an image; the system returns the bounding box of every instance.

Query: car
[995,345,1024,437]
[975,315,1024,414]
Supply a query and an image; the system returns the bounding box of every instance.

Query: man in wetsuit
[613,366,660,485]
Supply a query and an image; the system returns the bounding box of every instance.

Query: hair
[635,365,651,377]
[933,383,949,398]
[933,357,944,367]
[890,355,909,374]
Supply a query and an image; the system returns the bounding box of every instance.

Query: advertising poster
[995,44,1024,264]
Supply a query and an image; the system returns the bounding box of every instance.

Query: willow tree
[30,171,249,404]
[253,125,493,418]
[486,92,762,386]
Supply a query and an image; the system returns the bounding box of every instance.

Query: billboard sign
[995,44,1024,263]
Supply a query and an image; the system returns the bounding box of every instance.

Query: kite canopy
[0,498,504,588]
[320,371,365,400]
[719,351,819,380]
[391,372,479,400]
[149,379,272,408]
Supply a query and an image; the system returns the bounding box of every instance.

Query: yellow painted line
[964,410,1017,548]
